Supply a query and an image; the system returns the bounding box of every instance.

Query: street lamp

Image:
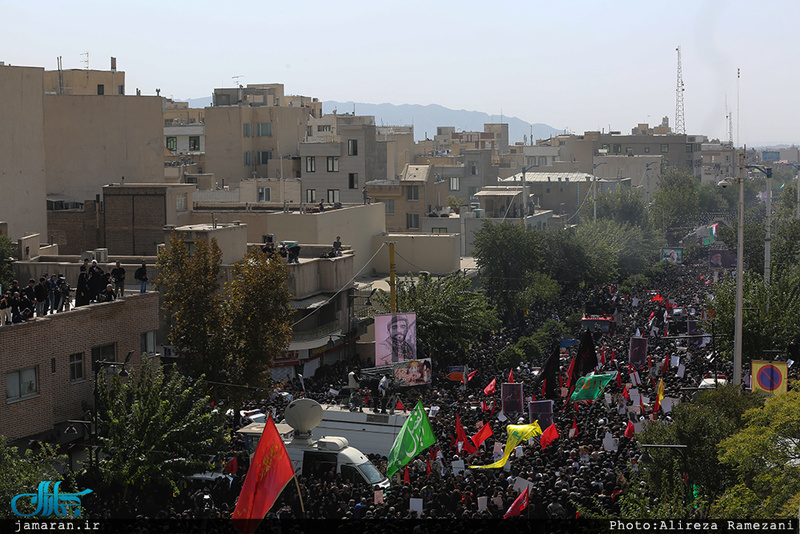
[592,162,607,223]
[643,161,657,205]
[746,164,773,285]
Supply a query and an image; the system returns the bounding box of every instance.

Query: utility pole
[388,242,396,313]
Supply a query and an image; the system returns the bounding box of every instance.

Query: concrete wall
[44,94,165,202]
[370,233,460,276]
[0,292,158,441]
[0,65,48,240]
[44,69,126,96]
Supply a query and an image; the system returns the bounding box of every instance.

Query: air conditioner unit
[94,248,108,262]
[262,234,275,244]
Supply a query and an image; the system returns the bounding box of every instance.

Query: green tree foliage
[591,187,651,229]
[637,385,763,515]
[473,221,543,320]
[0,234,15,291]
[716,220,765,277]
[574,220,662,281]
[771,218,800,274]
[717,387,800,517]
[698,182,732,214]
[96,365,227,496]
[651,169,700,237]
[157,236,292,403]
[0,437,73,518]
[711,266,800,360]
[515,271,561,312]
[375,272,500,355]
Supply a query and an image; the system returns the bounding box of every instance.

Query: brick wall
[0,292,159,441]
[47,200,101,255]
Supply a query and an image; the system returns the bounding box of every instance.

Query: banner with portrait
[374,313,417,366]
[501,383,524,416]
[629,337,648,369]
[528,400,554,429]
[393,358,432,387]
[661,247,683,264]
[709,250,737,270]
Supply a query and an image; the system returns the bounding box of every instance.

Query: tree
[96,364,228,497]
[0,437,73,518]
[374,272,500,356]
[651,168,700,240]
[157,236,292,403]
[0,234,15,291]
[515,271,561,312]
[591,187,651,229]
[717,387,800,517]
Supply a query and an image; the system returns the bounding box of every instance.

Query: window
[189,136,200,151]
[348,173,358,189]
[377,198,394,214]
[166,137,177,151]
[661,144,669,153]
[69,353,84,382]
[140,332,156,355]
[257,123,273,137]
[348,139,358,156]
[327,156,339,172]
[327,189,340,203]
[470,163,478,175]
[644,146,651,154]
[243,123,252,138]
[406,213,420,230]
[91,344,116,372]
[406,185,419,201]
[305,189,316,203]
[685,144,693,153]
[306,156,316,172]
[176,193,187,212]
[317,125,332,133]
[431,227,448,234]
[449,177,460,191]
[97,84,104,95]
[257,187,271,202]
[51,358,56,374]
[118,84,124,95]
[613,144,622,154]
[6,367,38,401]
[244,151,253,166]
[258,151,273,164]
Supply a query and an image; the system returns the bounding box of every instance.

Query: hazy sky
[4,0,799,146]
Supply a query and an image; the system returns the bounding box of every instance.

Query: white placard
[452,459,465,476]
[671,355,680,367]
[633,422,643,434]
[497,410,507,422]
[374,490,384,504]
[632,298,640,307]
[493,442,503,457]
[514,446,524,458]
[661,397,673,413]
[493,495,504,509]
[629,389,640,405]
[641,395,650,405]
[428,406,440,417]
[513,477,532,493]
[603,433,619,451]
[477,496,488,512]
[409,498,423,517]
[677,364,685,378]
[604,393,612,404]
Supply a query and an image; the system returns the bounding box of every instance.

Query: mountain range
[183,97,560,143]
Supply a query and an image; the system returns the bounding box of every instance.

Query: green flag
[570,373,616,402]
[386,400,436,478]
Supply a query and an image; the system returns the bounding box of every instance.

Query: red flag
[565,357,577,388]
[622,386,630,400]
[489,399,497,418]
[396,400,405,411]
[224,456,239,475]
[648,354,652,367]
[662,356,670,375]
[569,417,578,439]
[471,422,493,448]
[481,401,488,412]
[468,369,478,382]
[610,349,616,362]
[455,414,477,454]
[404,465,410,484]
[650,375,656,389]
[540,380,546,398]
[653,394,661,414]
[540,423,559,449]
[484,378,497,396]
[651,293,664,303]
[232,416,295,534]
[426,459,431,477]
[430,446,438,462]
[508,369,514,383]
[616,371,622,388]
[624,421,635,438]
[639,393,645,412]
[600,344,606,366]
[504,486,529,519]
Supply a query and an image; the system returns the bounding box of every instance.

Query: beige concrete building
[0,65,48,240]
[43,60,125,96]
[427,124,509,156]
[367,164,449,233]
[701,141,736,185]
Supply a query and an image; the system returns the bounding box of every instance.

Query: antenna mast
[675,46,685,134]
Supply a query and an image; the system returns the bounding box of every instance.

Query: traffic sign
[752,360,788,395]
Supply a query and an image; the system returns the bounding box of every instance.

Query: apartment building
[701,141,737,185]
[43,57,125,96]
[425,124,509,156]
[366,164,450,233]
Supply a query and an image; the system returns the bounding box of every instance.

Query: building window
[244,151,253,166]
[661,144,669,153]
[470,163,478,175]
[406,185,419,201]
[348,139,358,156]
[257,123,273,137]
[686,144,693,153]
[327,156,339,172]
[406,213,420,230]
[166,137,177,151]
[348,173,358,189]
[377,198,394,215]
[318,125,332,133]
[306,156,316,172]
[449,177,460,191]
[91,344,116,372]
[51,358,56,374]
[306,189,316,203]
[431,227,447,234]
[644,146,651,154]
[257,187,271,202]
[6,367,38,401]
[189,137,200,151]
[327,189,340,203]
[118,84,124,95]
[613,144,622,154]
[243,123,252,138]
[69,353,84,383]
[97,84,104,95]
[176,193,187,212]
[140,332,156,355]
[258,151,273,165]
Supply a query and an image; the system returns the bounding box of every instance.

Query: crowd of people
[73,258,797,528]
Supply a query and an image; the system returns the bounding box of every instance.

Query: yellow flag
[752,360,788,395]
[657,378,664,401]
[470,422,541,469]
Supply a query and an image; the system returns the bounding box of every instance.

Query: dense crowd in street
[77,259,799,528]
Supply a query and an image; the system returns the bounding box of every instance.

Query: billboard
[528,400,554,429]
[709,250,737,269]
[501,383,524,416]
[374,313,417,366]
[762,151,780,162]
[661,247,683,264]
[629,337,648,369]
[393,358,432,387]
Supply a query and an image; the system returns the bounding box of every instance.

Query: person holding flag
[386,399,437,478]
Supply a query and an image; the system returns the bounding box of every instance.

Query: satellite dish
[284,398,323,435]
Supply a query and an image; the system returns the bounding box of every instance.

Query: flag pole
[293,475,305,517]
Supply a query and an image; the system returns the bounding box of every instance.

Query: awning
[289,329,343,351]
[290,294,331,310]
[473,190,521,197]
